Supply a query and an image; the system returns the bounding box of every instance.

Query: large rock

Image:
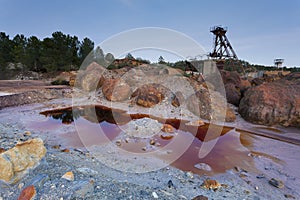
[186,88,236,122]
[221,70,243,106]
[221,70,241,86]
[239,72,300,127]
[225,83,241,106]
[102,79,131,102]
[78,62,106,92]
[205,70,245,106]
[186,89,212,120]
[0,138,46,183]
[132,83,170,107]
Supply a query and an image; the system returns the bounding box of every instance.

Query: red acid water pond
[40,105,266,175]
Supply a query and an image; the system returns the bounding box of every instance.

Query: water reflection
[40,105,260,175]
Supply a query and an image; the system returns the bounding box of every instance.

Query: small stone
[234,166,247,173]
[161,124,175,133]
[52,145,61,149]
[185,171,194,179]
[284,194,296,199]
[62,171,74,181]
[152,192,158,199]
[244,190,251,195]
[142,147,147,151]
[269,178,284,188]
[18,183,24,189]
[24,131,31,136]
[125,138,130,143]
[194,163,212,171]
[255,186,259,190]
[61,148,70,153]
[201,179,221,190]
[256,174,265,179]
[17,185,36,200]
[77,168,98,176]
[192,195,209,200]
[149,139,155,145]
[167,180,174,188]
[160,133,174,140]
[115,140,122,146]
[239,172,248,178]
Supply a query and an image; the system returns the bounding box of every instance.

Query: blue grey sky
[1,0,299,67]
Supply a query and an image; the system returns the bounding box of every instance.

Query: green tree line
[0,31,94,73]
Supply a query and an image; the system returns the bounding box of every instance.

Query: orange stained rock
[201,179,221,190]
[18,185,36,200]
[62,171,74,181]
[161,124,175,133]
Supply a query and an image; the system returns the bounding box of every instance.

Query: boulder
[132,83,170,107]
[239,72,300,127]
[221,70,241,86]
[186,89,212,120]
[102,79,131,102]
[239,78,251,93]
[79,62,106,92]
[221,70,243,106]
[186,88,236,122]
[225,83,241,106]
[0,138,46,183]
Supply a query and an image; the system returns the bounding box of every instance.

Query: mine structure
[209,26,238,70]
[274,58,284,69]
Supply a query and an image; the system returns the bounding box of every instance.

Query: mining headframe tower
[209,26,238,70]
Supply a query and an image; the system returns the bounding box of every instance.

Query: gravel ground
[0,97,300,199]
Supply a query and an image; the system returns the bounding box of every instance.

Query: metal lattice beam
[209,26,238,60]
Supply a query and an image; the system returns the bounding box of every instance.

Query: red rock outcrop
[239,72,300,127]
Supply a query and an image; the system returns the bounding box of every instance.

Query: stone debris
[185,171,194,179]
[284,194,296,199]
[17,185,36,200]
[24,131,31,136]
[76,168,98,176]
[201,179,221,190]
[269,178,284,188]
[62,171,74,181]
[167,180,174,188]
[152,191,159,199]
[192,195,209,200]
[161,124,175,133]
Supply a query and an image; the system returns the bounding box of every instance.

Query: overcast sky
[1,0,299,67]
